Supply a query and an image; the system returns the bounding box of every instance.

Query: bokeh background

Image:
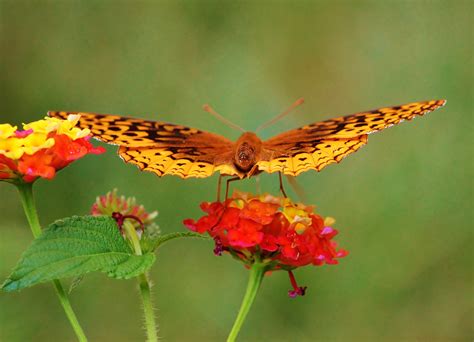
[0,1,472,341]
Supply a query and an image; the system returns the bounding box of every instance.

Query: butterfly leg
[279,171,288,198]
[225,176,240,200]
[216,175,223,202]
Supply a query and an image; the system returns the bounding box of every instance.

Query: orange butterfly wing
[49,100,446,179]
[258,100,446,176]
[48,111,238,178]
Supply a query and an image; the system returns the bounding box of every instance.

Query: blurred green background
[0,1,472,341]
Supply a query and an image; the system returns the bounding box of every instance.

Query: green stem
[138,273,158,342]
[16,182,88,342]
[52,279,87,340]
[16,182,42,238]
[153,231,210,249]
[122,221,143,255]
[122,221,158,342]
[226,262,266,342]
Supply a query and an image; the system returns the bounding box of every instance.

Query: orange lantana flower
[0,115,104,183]
[184,191,348,297]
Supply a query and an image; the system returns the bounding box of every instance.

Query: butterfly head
[234,132,262,172]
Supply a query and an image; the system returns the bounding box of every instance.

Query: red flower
[0,154,18,179]
[184,191,348,297]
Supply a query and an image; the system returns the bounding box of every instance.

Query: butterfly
[48,99,446,179]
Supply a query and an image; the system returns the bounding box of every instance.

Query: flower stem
[153,231,211,249]
[138,273,158,342]
[123,220,143,256]
[16,182,42,238]
[226,262,266,342]
[16,182,88,342]
[123,221,158,342]
[52,279,87,340]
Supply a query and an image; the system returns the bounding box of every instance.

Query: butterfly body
[233,132,263,176]
[48,99,446,179]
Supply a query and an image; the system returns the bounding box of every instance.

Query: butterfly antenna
[202,104,245,133]
[256,98,305,133]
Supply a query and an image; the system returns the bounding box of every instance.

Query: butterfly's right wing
[48,111,238,178]
[258,100,445,176]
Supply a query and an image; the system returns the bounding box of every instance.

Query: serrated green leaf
[2,216,155,292]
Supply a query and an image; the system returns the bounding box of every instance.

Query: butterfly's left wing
[258,100,446,176]
[48,111,238,178]
[259,135,368,176]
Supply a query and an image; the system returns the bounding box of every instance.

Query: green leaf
[2,216,155,292]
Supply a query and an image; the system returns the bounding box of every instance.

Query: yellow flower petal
[283,205,307,220]
[324,217,336,226]
[67,114,81,124]
[23,116,90,141]
[294,222,308,234]
[62,126,90,140]
[230,198,245,209]
[0,124,17,139]
[0,138,24,159]
[0,129,56,159]
[24,120,56,134]
[55,115,90,140]
[22,135,55,155]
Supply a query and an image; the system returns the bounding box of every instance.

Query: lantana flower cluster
[0,115,104,183]
[184,191,348,269]
[91,189,160,241]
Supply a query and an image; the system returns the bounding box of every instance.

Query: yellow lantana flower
[0,114,104,183]
[0,115,92,160]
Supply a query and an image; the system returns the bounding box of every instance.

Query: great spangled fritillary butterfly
[48,100,446,179]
